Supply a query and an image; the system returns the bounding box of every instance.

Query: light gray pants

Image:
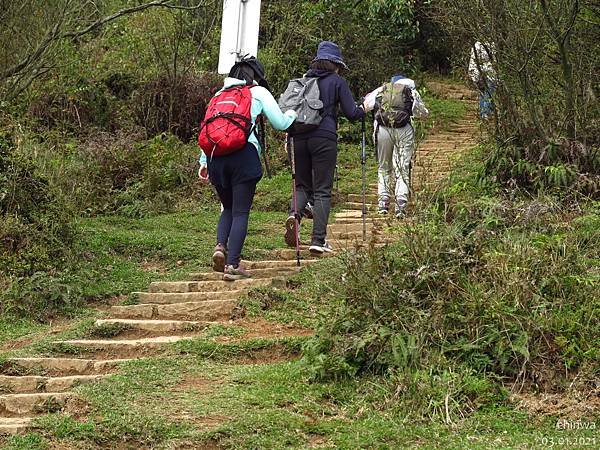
[376,124,414,209]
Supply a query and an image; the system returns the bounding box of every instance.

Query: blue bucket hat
[312,41,348,70]
[391,74,406,83]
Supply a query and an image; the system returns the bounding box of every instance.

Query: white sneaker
[395,200,407,219]
[309,241,334,255]
[377,200,389,215]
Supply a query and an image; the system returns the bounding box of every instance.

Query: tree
[433,0,599,196]
[0,0,215,99]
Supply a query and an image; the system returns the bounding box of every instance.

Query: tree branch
[61,1,210,39]
[1,0,212,82]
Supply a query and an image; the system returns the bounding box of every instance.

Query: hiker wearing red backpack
[198,57,296,281]
[280,41,366,254]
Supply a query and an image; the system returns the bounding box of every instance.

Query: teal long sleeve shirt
[199,77,297,165]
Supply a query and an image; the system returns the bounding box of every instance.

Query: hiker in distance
[363,74,429,218]
[468,41,496,120]
[280,40,366,255]
[198,57,296,281]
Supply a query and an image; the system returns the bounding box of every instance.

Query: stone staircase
[0,82,477,436]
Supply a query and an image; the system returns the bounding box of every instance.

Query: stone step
[413,173,450,180]
[328,236,394,248]
[420,137,476,144]
[111,299,237,321]
[0,392,70,416]
[95,318,210,333]
[135,290,242,305]
[335,210,370,218]
[334,211,388,221]
[272,241,388,260]
[148,277,274,294]
[240,259,317,270]
[333,217,388,224]
[328,222,380,233]
[0,375,102,394]
[189,266,300,281]
[3,358,130,377]
[328,230,379,240]
[417,147,474,154]
[0,417,32,435]
[347,193,378,203]
[269,248,329,260]
[343,202,377,211]
[54,335,195,351]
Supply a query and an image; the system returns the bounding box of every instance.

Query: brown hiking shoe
[212,243,226,272]
[223,264,251,281]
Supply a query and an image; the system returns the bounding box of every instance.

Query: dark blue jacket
[294,69,365,141]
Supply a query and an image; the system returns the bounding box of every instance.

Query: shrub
[302,196,599,390]
[60,130,207,216]
[0,271,86,321]
[132,72,222,142]
[28,81,113,131]
[483,139,600,198]
[0,131,74,277]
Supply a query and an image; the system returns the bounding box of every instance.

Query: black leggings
[214,180,258,266]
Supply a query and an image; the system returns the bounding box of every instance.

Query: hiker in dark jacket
[284,40,366,254]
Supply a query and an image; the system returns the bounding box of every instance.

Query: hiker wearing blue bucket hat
[363,74,429,218]
[281,40,366,255]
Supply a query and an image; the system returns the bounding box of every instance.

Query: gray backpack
[375,82,414,128]
[278,77,324,135]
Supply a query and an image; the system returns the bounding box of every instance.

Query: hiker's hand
[198,164,209,183]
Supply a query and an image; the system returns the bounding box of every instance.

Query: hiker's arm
[411,89,429,119]
[363,86,382,113]
[252,86,297,131]
[198,154,209,183]
[338,79,365,121]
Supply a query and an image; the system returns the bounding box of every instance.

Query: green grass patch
[24,353,599,449]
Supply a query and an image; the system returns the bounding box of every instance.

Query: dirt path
[0,83,478,437]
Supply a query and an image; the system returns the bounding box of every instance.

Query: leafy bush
[0,132,74,277]
[302,195,599,389]
[28,80,114,131]
[132,72,222,142]
[0,271,86,321]
[483,139,600,198]
[60,131,207,216]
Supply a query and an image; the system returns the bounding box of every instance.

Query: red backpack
[198,85,254,157]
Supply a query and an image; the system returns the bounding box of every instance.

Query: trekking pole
[287,134,301,267]
[361,116,367,242]
[258,115,272,178]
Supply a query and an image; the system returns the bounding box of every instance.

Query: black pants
[208,143,262,266]
[290,136,337,245]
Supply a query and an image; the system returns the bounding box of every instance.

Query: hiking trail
[0,82,477,436]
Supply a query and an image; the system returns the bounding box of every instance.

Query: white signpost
[218,0,262,74]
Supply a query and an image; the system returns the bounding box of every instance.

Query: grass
[6,81,594,449]
[3,350,596,449]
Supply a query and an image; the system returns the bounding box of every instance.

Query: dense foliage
[0,132,74,277]
[434,0,599,197]
[300,158,599,407]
